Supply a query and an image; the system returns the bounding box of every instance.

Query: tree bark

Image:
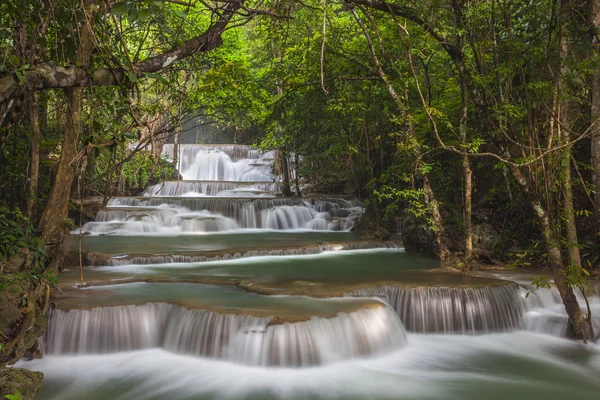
[281,152,293,197]
[558,12,594,340]
[294,151,302,197]
[459,76,473,273]
[38,1,97,261]
[38,87,83,245]
[0,1,244,122]
[27,92,40,219]
[507,157,593,340]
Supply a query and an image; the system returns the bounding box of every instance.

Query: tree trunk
[423,176,449,259]
[352,7,447,256]
[558,14,594,340]
[459,76,473,273]
[554,272,594,341]
[27,92,40,219]
[294,151,301,197]
[507,161,593,340]
[281,152,293,197]
[38,87,82,246]
[38,1,97,268]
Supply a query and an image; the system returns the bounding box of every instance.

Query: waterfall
[162,144,275,182]
[347,284,526,334]
[162,144,260,164]
[74,143,364,234]
[91,242,400,266]
[78,198,363,234]
[44,303,406,367]
[143,181,280,197]
[518,284,600,340]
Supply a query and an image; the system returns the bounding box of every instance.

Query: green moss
[0,368,43,400]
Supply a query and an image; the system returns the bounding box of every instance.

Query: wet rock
[0,367,43,400]
[352,215,391,240]
[62,251,110,270]
[472,223,501,262]
[1,250,49,399]
[401,219,436,257]
[68,198,103,227]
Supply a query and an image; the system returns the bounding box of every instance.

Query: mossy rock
[0,368,43,400]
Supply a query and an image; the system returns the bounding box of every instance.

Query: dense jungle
[1,0,600,399]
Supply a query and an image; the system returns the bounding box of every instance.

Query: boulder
[0,368,44,400]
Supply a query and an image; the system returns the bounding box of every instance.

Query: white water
[162,144,278,182]
[21,332,600,400]
[144,181,280,197]
[349,285,526,334]
[43,303,405,367]
[55,141,600,399]
[475,271,600,340]
[76,144,363,234]
[90,243,400,266]
[78,199,363,235]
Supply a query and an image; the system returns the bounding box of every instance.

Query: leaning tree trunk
[507,162,593,341]
[38,87,83,245]
[38,0,97,269]
[558,16,594,340]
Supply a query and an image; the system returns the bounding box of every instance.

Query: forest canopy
[1,1,600,395]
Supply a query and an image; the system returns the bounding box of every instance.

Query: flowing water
[21,144,600,399]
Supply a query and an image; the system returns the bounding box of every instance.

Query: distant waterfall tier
[162,144,261,163]
[89,242,399,266]
[162,144,284,182]
[44,303,407,367]
[347,284,526,334]
[143,181,281,197]
[77,198,363,234]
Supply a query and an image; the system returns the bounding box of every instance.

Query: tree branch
[0,0,244,117]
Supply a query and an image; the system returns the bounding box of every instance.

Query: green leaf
[5,389,23,400]
[143,72,168,84]
[14,70,23,85]
[123,132,137,140]
[127,71,138,83]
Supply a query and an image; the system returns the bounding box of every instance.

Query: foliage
[122,151,179,191]
[0,207,52,291]
[4,390,22,400]
[0,208,45,265]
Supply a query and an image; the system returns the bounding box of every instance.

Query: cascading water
[520,283,600,339]
[143,181,280,197]
[76,144,364,234]
[44,302,406,367]
[90,242,399,266]
[475,271,600,340]
[348,284,526,334]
